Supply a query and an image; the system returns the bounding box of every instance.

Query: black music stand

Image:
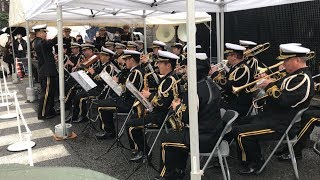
[94,104,133,164]
[126,113,161,179]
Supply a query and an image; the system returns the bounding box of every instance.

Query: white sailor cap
[32,24,48,32]
[100,46,115,56]
[171,43,183,48]
[152,40,166,48]
[121,50,141,59]
[183,44,202,53]
[70,43,81,48]
[105,41,115,47]
[127,41,139,48]
[277,44,311,60]
[225,43,246,54]
[196,53,208,60]
[115,43,126,49]
[157,50,179,63]
[239,40,257,47]
[282,43,302,46]
[81,43,95,50]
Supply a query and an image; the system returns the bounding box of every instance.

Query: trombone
[244,42,270,57]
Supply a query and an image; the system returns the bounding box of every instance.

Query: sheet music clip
[99,70,123,96]
[125,81,153,112]
[70,70,97,92]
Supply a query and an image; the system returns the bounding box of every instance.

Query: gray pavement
[0,76,319,180]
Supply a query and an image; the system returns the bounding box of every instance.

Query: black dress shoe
[131,149,138,156]
[95,131,116,140]
[130,151,143,162]
[72,116,88,123]
[277,152,302,161]
[38,113,56,120]
[238,160,264,175]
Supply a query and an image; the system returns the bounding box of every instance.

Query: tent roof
[9,1,211,27]
[10,0,313,27]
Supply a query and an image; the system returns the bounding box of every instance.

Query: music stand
[94,70,132,162]
[124,82,158,179]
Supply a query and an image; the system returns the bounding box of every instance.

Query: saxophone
[168,79,186,131]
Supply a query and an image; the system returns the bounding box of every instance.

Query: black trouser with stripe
[97,98,132,133]
[293,106,320,152]
[233,115,282,164]
[38,76,57,117]
[70,88,101,121]
[158,131,189,179]
[126,112,165,152]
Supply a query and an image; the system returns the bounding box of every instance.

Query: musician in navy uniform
[32,24,58,119]
[63,27,76,56]
[154,53,223,180]
[211,43,254,117]
[128,50,180,162]
[94,50,144,139]
[171,43,185,66]
[66,44,102,123]
[232,44,314,175]
[239,40,261,77]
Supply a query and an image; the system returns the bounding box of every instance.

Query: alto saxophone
[168,79,186,131]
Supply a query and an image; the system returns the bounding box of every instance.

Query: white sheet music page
[99,70,123,96]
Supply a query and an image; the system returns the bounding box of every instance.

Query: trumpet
[232,69,286,94]
[211,60,229,72]
[252,86,282,109]
[244,42,270,57]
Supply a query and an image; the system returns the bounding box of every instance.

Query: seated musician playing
[127,50,179,162]
[239,40,260,77]
[94,50,144,139]
[210,43,254,117]
[154,53,224,180]
[232,44,315,175]
[66,46,113,123]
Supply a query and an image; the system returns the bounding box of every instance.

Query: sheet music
[70,70,97,91]
[99,70,123,96]
[126,81,153,112]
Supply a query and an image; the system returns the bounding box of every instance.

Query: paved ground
[0,75,319,180]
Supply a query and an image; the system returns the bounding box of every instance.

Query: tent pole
[143,10,147,54]
[25,21,36,102]
[216,12,220,63]
[220,1,225,61]
[187,0,201,179]
[9,27,19,84]
[209,20,212,63]
[56,5,66,138]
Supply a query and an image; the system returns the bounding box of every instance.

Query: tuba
[156,25,175,43]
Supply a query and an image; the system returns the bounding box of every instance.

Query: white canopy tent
[9,0,314,179]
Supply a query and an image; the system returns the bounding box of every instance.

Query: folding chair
[146,110,173,157]
[200,110,239,180]
[256,107,309,180]
[314,135,320,156]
